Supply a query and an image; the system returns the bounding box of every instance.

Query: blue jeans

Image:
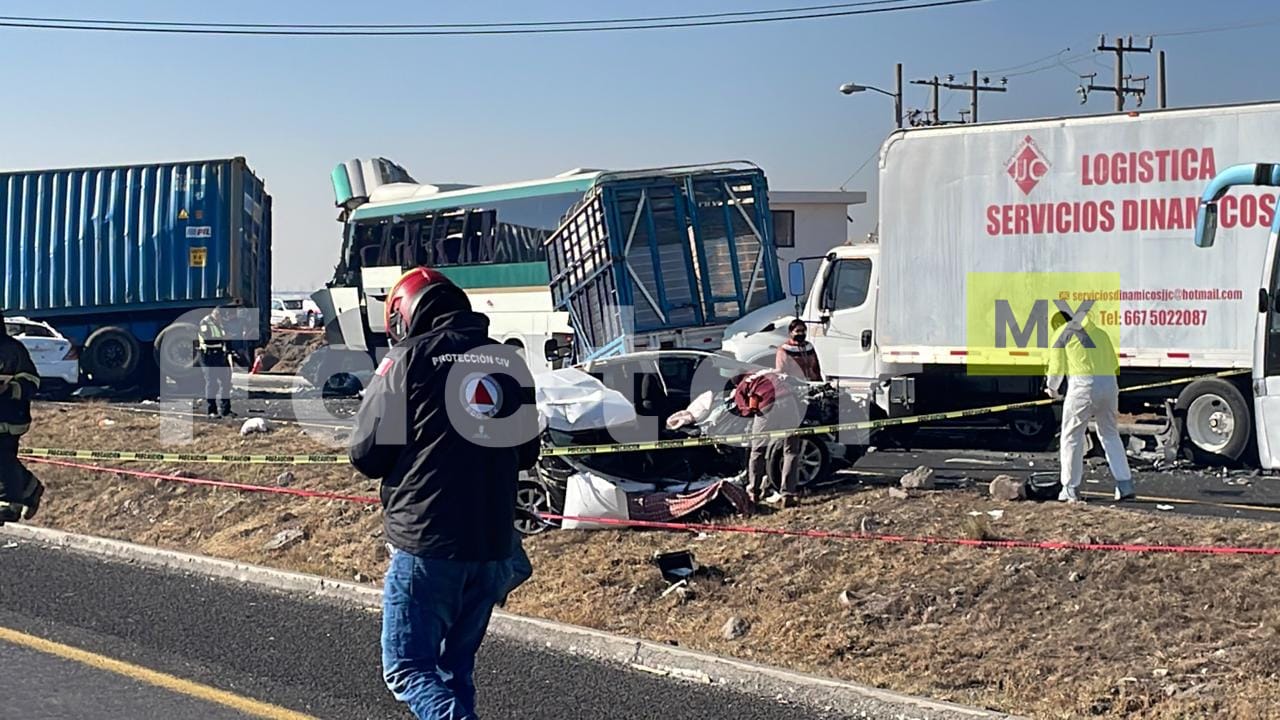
[382,548,512,720]
[501,532,532,605]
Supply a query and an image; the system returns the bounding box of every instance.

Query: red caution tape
[539,513,1280,557]
[26,457,379,505]
[27,457,1280,557]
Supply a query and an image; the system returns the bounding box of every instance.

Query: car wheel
[515,476,563,536]
[768,435,831,490]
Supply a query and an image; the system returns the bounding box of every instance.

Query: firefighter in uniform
[197,306,236,418]
[0,310,44,524]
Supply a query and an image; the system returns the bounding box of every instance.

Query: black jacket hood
[408,283,489,337]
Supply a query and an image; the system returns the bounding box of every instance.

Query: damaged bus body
[311,160,783,386]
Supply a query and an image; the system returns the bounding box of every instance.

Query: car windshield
[283,300,304,309]
[7,322,55,338]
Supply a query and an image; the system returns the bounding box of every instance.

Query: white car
[271,297,321,328]
[6,317,78,396]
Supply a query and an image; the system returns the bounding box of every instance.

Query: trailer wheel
[153,323,200,379]
[83,326,140,385]
[1177,378,1250,464]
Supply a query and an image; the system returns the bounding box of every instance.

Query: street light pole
[838,63,904,129]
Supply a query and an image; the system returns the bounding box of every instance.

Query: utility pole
[1083,34,1153,111]
[908,76,944,125]
[893,62,903,128]
[1156,50,1167,108]
[941,71,1007,123]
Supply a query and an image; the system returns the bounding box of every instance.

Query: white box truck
[724,101,1280,463]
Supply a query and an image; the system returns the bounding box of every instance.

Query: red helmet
[384,266,453,343]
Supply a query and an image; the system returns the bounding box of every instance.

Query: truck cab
[723,244,881,389]
[1194,162,1280,467]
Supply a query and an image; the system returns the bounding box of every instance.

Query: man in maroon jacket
[734,368,802,508]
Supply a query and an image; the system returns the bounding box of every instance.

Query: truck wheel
[768,436,831,489]
[1009,407,1057,450]
[82,326,141,385]
[1177,378,1251,464]
[153,323,200,378]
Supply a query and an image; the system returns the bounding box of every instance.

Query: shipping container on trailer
[0,157,272,388]
[545,165,784,359]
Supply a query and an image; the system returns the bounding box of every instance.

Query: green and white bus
[315,161,597,377]
[311,158,782,385]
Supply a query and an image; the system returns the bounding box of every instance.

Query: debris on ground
[653,549,697,583]
[1156,504,1175,512]
[97,418,116,428]
[899,465,936,490]
[275,471,295,487]
[261,329,326,375]
[240,418,272,436]
[887,486,911,500]
[262,528,305,551]
[988,474,1026,501]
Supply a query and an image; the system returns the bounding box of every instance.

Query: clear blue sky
[0,0,1276,290]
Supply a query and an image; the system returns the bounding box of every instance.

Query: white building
[768,190,867,291]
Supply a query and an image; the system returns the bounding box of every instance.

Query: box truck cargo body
[0,157,272,387]
[727,103,1280,463]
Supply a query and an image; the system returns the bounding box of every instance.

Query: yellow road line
[0,626,318,720]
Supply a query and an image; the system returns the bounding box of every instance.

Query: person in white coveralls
[1045,309,1135,503]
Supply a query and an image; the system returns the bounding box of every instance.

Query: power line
[0,1,924,30]
[979,47,1072,74]
[1150,15,1280,38]
[839,147,881,190]
[0,0,987,36]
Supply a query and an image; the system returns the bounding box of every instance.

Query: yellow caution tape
[540,369,1249,457]
[23,370,1248,462]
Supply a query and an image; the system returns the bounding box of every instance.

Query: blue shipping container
[0,157,272,387]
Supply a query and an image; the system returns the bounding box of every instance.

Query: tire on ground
[82,326,141,385]
[1176,378,1251,465]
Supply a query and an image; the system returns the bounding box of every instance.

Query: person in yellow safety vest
[0,310,44,524]
[1045,309,1133,503]
[197,306,236,418]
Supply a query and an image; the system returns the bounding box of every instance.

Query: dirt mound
[18,402,1280,719]
[260,329,325,375]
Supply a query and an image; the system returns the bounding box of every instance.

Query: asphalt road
[0,539,854,720]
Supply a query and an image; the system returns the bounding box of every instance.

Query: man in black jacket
[350,268,539,720]
[0,313,43,524]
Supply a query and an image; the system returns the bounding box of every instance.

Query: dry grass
[20,404,1280,719]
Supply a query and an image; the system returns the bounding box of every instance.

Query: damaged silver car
[516,350,863,535]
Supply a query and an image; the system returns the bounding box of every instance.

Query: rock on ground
[899,465,936,490]
[989,474,1026,501]
[721,616,749,640]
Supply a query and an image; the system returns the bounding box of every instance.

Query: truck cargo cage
[545,165,782,360]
